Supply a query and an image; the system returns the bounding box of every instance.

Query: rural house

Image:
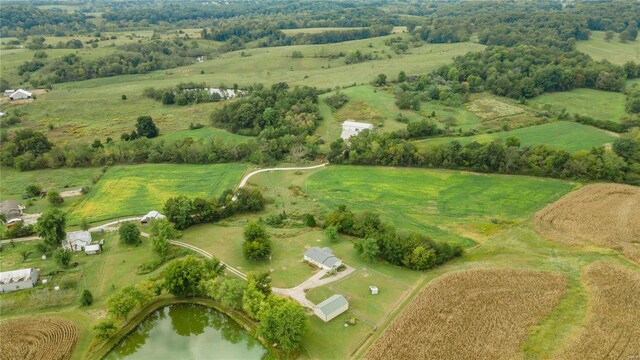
[9,89,32,100]
[314,294,349,322]
[304,247,342,270]
[341,120,374,141]
[63,230,92,251]
[0,200,22,225]
[141,210,166,224]
[0,268,39,293]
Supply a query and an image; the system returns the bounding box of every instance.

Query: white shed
[341,120,374,141]
[85,244,101,255]
[9,89,32,100]
[140,210,166,224]
[4,90,15,97]
[369,286,379,295]
[0,268,39,293]
[314,294,349,322]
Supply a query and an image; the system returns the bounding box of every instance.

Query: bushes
[243,222,272,261]
[323,93,349,109]
[47,191,64,206]
[53,248,71,267]
[119,222,140,245]
[80,290,94,306]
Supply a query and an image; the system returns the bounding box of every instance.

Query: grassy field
[415,121,617,153]
[280,27,364,35]
[529,89,627,123]
[68,163,248,223]
[576,31,640,65]
[0,167,102,199]
[156,126,252,144]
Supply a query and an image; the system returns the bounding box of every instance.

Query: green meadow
[529,88,627,123]
[415,121,617,153]
[0,167,102,199]
[577,30,640,65]
[156,127,252,144]
[68,163,248,223]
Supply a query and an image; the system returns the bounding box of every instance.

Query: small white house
[369,286,379,295]
[0,268,39,293]
[85,244,101,255]
[9,89,32,100]
[314,294,349,322]
[304,247,342,270]
[341,120,374,141]
[63,230,92,252]
[140,210,166,224]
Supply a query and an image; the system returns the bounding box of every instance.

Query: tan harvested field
[0,317,78,360]
[365,269,567,360]
[533,184,640,264]
[465,97,525,120]
[553,262,640,359]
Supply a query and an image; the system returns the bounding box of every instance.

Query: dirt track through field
[533,183,640,264]
[0,317,78,360]
[365,269,567,360]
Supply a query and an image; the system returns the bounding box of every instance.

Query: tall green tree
[135,115,159,138]
[119,222,140,245]
[36,209,66,248]
[163,256,205,297]
[150,218,180,257]
[259,298,308,355]
[217,279,246,310]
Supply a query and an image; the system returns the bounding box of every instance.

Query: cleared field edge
[552,262,640,359]
[363,268,567,360]
[0,317,79,360]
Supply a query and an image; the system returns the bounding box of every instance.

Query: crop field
[533,184,640,264]
[465,95,526,121]
[529,89,627,123]
[365,269,567,360]
[0,317,79,360]
[576,31,640,65]
[553,262,640,359]
[415,121,617,153]
[304,166,575,246]
[68,163,247,223]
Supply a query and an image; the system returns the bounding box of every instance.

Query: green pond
[105,304,268,360]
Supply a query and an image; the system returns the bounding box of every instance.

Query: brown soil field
[365,269,567,360]
[0,317,78,360]
[533,183,640,264]
[553,262,640,359]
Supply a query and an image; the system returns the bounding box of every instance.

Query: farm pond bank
[104,303,267,360]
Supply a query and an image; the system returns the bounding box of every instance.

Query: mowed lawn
[305,166,576,246]
[576,31,640,65]
[415,121,617,153]
[68,163,248,223]
[529,89,627,123]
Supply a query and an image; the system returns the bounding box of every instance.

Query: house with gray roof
[63,230,92,252]
[0,200,22,225]
[304,247,342,270]
[314,294,349,322]
[0,268,39,293]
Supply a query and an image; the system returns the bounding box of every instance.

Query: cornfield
[365,269,566,360]
[0,317,78,360]
[553,262,640,359]
[533,184,640,264]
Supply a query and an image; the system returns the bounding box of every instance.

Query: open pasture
[303,166,575,246]
[0,167,102,200]
[553,262,640,359]
[365,269,567,360]
[415,121,617,153]
[68,163,247,223]
[280,27,364,35]
[0,317,79,360]
[465,95,526,121]
[529,89,627,123]
[156,127,252,144]
[533,183,640,264]
[577,31,640,65]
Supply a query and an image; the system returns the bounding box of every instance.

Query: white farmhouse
[341,120,374,141]
[304,247,342,270]
[0,268,39,293]
[63,230,92,251]
[314,294,349,322]
[9,89,32,100]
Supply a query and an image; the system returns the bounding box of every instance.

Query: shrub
[53,248,72,267]
[119,222,140,245]
[93,318,117,340]
[48,191,64,206]
[80,289,94,306]
[25,184,42,197]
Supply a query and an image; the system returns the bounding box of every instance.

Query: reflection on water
[106,304,267,360]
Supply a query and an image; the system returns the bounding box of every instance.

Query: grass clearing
[529,88,627,123]
[415,121,617,153]
[68,163,248,223]
[576,31,640,65]
[156,127,253,144]
[0,167,102,199]
[280,27,364,35]
[466,95,526,120]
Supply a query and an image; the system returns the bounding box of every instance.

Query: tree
[217,278,246,310]
[36,209,66,248]
[246,271,271,295]
[20,250,33,262]
[53,248,72,267]
[372,73,387,86]
[25,184,42,197]
[119,222,140,245]
[354,237,380,261]
[325,226,339,243]
[163,256,205,297]
[258,298,308,355]
[403,246,437,270]
[242,280,266,319]
[121,95,127,100]
[93,318,117,340]
[47,191,64,206]
[135,115,159,138]
[243,222,272,261]
[605,30,615,42]
[244,221,268,242]
[163,196,193,230]
[398,70,406,82]
[150,218,180,257]
[108,286,143,320]
[80,218,90,231]
[80,289,94,306]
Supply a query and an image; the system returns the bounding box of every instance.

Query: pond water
[105,303,268,360]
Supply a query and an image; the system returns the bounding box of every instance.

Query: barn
[9,89,32,100]
[314,294,349,322]
[304,247,342,270]
[0,268,39,293]
[341,120,374,141]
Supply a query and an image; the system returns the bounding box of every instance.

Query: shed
[0,200,22,224]
[304,247,342,270]
[341,120,374,141]
[9,89,32,100]
[369,286,379,295]
[4,90,15,97]
[0,112,5,117]
[314,294,349,322]
[63,230,92,251]
[85,244,101,255]
[140,210,166,224]
[0,268,39,293]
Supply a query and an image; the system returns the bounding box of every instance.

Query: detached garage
[314,294,349,322]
